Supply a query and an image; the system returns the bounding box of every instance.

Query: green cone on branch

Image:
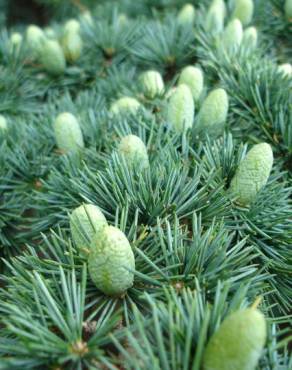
[203,307,266,370]
[110,97,141,115]
[284,0,292,18]
[177,3,196,26]
[118,134,149,170]
[278,63,292,77]
[40,39,66,76]
[242,26,258,48]
[230,143,273,206]
[178,66,204,102]
[10,32,22,51]
[195,88,229,138]
[0,115,7,132]
[222,19,243,51]
[88,226,135,297]
[139,70,164,99]
[166,84,194,133]
[53,112,84,153]
[70,204,107,258]
[232,0,254,26]
[205,0,226,33]
[26,24,45,57]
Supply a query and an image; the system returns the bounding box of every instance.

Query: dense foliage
[0,0,291,369]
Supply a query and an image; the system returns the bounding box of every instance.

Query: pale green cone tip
[177,3,196,26]
[167,84,194,133]
[0,115,7,131]
[211,0,226,17]
[232,0,254,26]
[53,112,84,153]
[80,11,94,26]
[10,32,22,46]
[140,71,164,99]
[140,70,164,98]
[118,134,149,170]
[40,39,66,76]
[10,33,22,53]
[205,0,226,33]
[110,97,141,115]
[230,143,273,206]
[117,13,128,27]
[195,88,229,138]
[62,32,83,63]
[26,25,45,55]
[242,26,258,48]
[70,204,107,257]
[285,0,292,18]
[205,5,224,33]
[88,226,135,296]
[222,18,243,51]
[26,25,45,42]
[178,66,204,102]
[203,308,266,370]
[64,19,81,34]
[278,63,292,77]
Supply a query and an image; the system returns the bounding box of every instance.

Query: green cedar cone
[203,308,266,370]
[88,226,135,296]
[0,115,7,132]
[278,63,292,77]
[117,13,128,28]
[242,26,257,48]
[178,66,204,102]
[177,3,196,26]
[53,112,84,153]
[70,204,108,257]
[285,0,292,18]
[195,88,229,138]
[166,84,194,133]
[232,0,254,26]
[205,0,226,33]
[222,19,243,51]
[26,25,45,57]
[10,32,22,51]
[40,39,66,76]
[62,31,83,63]
[118,134,149,170]
[140,70,164,99]
[110,97,141,115]
[230,143,273,206]
[64,19,80,34]
[80,11,94,26]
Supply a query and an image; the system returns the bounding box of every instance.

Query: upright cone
[195,88,229,138]
[177,3,196,26]
[222,19,243,51]
[285,0,292,18]
[118,135,149,170]
[40,39,66,76]
[203,307,266,370]
[178,66,204,102]
[70,204,107,257]
[140,70,164,98]
[166,84,194,133]
[53,112,84,153]
[230,143,273,206]
[232,0,254,26]
[205,0,226,33]
[110,97,141,115]
[88,226,135,296]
